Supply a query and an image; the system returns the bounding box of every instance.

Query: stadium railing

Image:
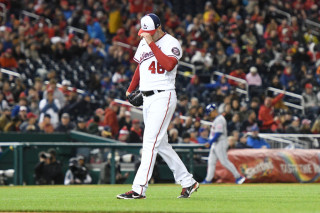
[213,71,249,101]
[267,87,305,114]
[20,10,52,27]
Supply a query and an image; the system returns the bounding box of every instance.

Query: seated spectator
[59,80,71,97]
[246,66,263,97]
[300,119,312,134]
[0,92,9,113]
[227,136,237,150]
[235,133,251,149]
[55,113,75,132]
[11,97,28,118]
[302,83,319,120]
[227,113,241,133]
[180,132,191,144]
[76,117,87,132]
[128,119,143,143]
[311,117,320,134]
[88,115,100,135]
[39,88,61,128]
[0,48,18,69]
[43,79,66,108]
[39,114,55,133]
[168,128,179,143]
[241,110,259,133]
[247,126,270,149]
[20,112,40,132]
[3,116,22,132]
[118,126,129,142]
[197,127,209,144]
[0,107,11,131]
[118,111,132,131]
[101,125,113,139]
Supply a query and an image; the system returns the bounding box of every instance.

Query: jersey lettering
[148,61,165,74]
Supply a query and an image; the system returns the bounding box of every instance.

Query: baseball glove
[127,90,143,107]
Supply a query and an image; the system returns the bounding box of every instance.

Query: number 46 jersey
[133,33,183,91]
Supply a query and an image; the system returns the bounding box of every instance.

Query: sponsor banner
[214,149,320,183]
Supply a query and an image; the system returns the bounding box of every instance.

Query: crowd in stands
[1,0,320,149]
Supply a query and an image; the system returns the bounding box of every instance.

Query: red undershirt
[127,41,178,93]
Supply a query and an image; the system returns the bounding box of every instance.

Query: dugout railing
[0,141,204,185]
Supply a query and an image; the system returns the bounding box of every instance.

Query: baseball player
[117,13,199,199]
[202,104,246,184]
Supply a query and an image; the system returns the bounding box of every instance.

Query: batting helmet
[205,104,217,114]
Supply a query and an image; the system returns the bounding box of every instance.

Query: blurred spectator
[302,83,319,119]
[118,126,129,142]
[2,81,14,105]
[258,93,285,132]
[227,136,237,150]
[104,101,120,138]
[311,117,320,134]
[300,119,312,134]
[246,66,262,97]
[227,113,241,133]
[247,126,270,149]
[88,115,100,135]
[59,80,71,97]
[197,127,209,144]
[39,88,61,128]
[43,79,66,108]
[20,112,39,132]
[39,114,54,133]
[3,116,22,132]
[47,148,64,184]
[76,117,87,132]
[86,17,106,44]
[228,66,246,88]
[240,110,259,133]
[64,156,92,185]
[0,107,11,131]
[11,97,28,117]
[286,116,300,133]
[55,113,75,132]
[0,92,9,113]
[34,151,51,185]
[168,128,179,143]
[128,119,143,143]
[235,134,251,149]
[118,110,132,130]
[101,125,113,139]
[0,48,18,69]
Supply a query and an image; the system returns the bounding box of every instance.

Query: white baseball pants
[132,90,195,195]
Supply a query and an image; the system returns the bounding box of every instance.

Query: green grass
[0,184,319,212]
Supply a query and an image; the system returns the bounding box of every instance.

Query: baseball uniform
[204,114,241,182]
[117,14,198,199]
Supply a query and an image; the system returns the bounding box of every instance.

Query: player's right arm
[126,64,140,97]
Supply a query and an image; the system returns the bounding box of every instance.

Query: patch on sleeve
[171,47,180,56]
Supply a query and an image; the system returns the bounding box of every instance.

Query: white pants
[132,90,195,195]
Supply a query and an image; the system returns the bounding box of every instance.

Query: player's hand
[140,32,153,44]
[126,91,130,97]
[204,143,211,148]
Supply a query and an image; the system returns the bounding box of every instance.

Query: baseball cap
[302,119,311,125]
[62,80,70,86]
[138,13,161,36]
[19,106,27,111]
[250,125,259,132]
[205,104,217,114]
[250,66,257,73]
[62,113,70,118]
[27,112,37,119]
[305,83,313,89]
[77,116,85,123]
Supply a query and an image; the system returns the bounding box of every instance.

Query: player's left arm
[208,132,222,145]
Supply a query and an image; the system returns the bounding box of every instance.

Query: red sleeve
[127,64,140,93]
[271,93,285,106]
[149,42,178,71]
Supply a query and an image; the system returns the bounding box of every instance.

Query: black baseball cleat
[177,181,200,198]
[117,190,146,199]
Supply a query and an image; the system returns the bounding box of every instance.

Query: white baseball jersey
[209,115,228,144]
[133,33,182,91]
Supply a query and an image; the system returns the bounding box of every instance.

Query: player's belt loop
[142,90,165,97]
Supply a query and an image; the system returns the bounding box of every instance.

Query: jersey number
[148,61,165,74]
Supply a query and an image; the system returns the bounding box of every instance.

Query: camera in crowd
[68,157,88,183]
